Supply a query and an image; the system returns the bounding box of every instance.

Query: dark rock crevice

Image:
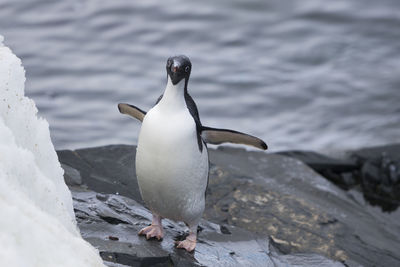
[279,144,400,212]
[99,216,130,225]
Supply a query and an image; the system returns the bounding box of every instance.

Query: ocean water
[1,0,399,151]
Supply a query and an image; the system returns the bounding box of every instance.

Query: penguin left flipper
[118,103,147,122]
[201,126,268,150]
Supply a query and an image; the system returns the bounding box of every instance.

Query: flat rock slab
[206,147,400,266]
[72,189,342,267]
[58,145,400,267]
[348,144,400,211]
[279,145,400,211]
[276,150,358,173]
[349,143,400,163]
[276,150,359,188]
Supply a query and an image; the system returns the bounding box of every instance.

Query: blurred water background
[0,0,399,151]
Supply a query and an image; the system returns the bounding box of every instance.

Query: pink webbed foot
[138,214,163,240]
[175,231,197,252]
[138,224,164,240]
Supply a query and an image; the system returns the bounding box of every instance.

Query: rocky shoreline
[58,144,400,267]
[278,144,400,212]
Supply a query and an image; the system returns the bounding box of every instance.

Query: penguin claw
[138,225,164,240]
[175,238,197,252]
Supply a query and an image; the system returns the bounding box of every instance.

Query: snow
[0,36,105,267]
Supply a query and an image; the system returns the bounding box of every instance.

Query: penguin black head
[166,55,192,86]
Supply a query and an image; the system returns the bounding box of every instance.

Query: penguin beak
[171,64,179,73]
[167,57,188,85]
[169,62,182,85]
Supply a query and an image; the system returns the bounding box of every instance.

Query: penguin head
[166,55,192,86]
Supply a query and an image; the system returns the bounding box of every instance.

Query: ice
[0,36,105,266]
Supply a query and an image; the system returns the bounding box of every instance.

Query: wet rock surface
[280,144,400,211]
[58,145,400,267]
[72,189,343,267]
[276,150,359,188]
[349,144,400,211]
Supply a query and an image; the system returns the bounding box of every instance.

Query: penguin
[118,55,267,252]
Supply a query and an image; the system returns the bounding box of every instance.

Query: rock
[348,144,400,211]
[58,146,142,203]
[61,163,83,186]
[279,146,400,211]
[276,150,359,188]
[349,144,400,163]
[206,147,400,267]
[72,189,343,267]
[58,145,400,267]
[361,162,381,184]
[276,150,358,173]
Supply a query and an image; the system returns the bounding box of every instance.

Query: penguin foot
[175,233,197,252]
[138,224,164,240]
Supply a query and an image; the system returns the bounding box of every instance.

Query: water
[1,0,399,151]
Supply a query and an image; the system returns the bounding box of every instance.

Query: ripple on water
[0,0,399,150]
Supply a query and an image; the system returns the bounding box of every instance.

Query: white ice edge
[0,34,105,267]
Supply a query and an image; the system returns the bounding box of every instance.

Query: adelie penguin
[118,55,267,252]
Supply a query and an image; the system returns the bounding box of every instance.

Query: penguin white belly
[136,105,209,224]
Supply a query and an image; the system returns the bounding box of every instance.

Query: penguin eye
[185,66,190,73]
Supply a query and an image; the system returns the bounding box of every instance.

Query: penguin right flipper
[118,103,147,122]
[201,126,268,150]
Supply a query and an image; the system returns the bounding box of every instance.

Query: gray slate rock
[349,143,400,163]
[62,163,82,186]
[276,150,358,173]
[206,147,400,267]
[349,144,400,211]
[279,145,400,211]
[72,189,343,267]
[58,145,400,267]
[276,150,359,188]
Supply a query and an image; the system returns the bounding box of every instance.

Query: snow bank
[0,36,105,267]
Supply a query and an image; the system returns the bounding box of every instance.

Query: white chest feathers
[135,78,209,223]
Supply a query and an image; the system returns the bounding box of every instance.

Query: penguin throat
[160,77,186,108]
